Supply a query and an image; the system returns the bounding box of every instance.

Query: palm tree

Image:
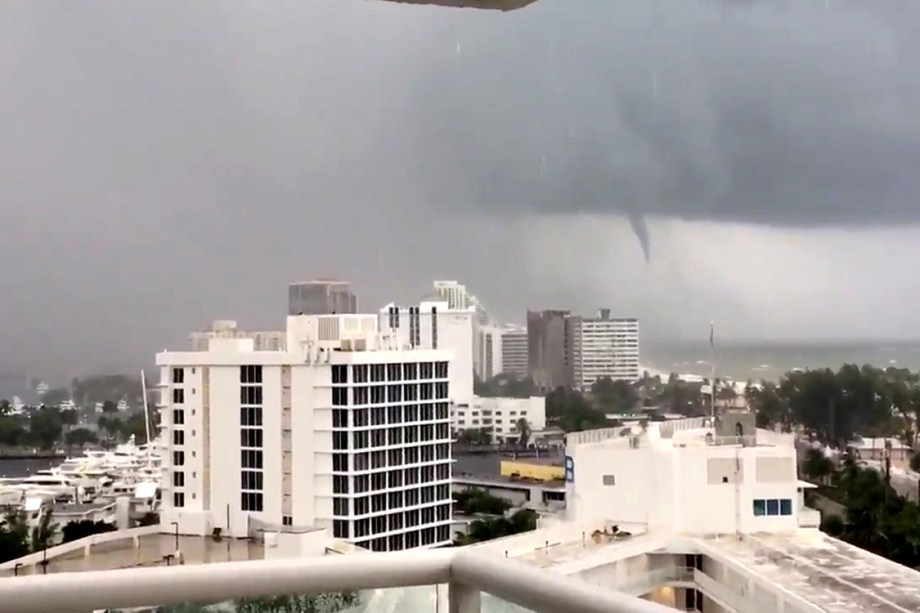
[31,509,58,553]
[515,418,531,449]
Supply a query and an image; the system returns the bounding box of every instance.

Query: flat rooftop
[452,473,565,491]
[702,532,920,612]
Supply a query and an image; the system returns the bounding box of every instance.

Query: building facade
[475,325,529,382]
[158,314,453,552]
[567,310,639,390]
[288,280,358,316]
[526,310,570,391]
[564,414,800,535]
[500,327,528,380]
[432,280,491,326]
[452,396,547,443]
[379,299,475,407]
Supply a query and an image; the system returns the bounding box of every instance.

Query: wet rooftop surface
[704,532,920,612]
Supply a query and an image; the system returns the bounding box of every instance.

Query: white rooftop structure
[457,414,920,612]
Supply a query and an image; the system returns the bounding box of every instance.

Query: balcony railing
[0,547,674,613]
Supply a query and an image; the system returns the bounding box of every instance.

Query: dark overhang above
[376,0,538,11]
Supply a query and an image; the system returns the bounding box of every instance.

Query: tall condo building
[475,324,528,381]
[526,310,571,390]
[432,280,491,326]
[288,280,358,316]
[499,326,528,380]
[567,309,640,390]
[157,314,454,552]
[379,299,475,407]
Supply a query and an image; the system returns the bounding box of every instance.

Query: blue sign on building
[564,456,575,482]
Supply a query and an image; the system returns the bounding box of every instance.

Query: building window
[602,474,616,486]
[753,498,793,517]
[332,387,348,406]
[173,410,185,425]
[240,429,262,447]
[173,492,185,508]
[242,449,263,469]
[172,368,184,384]
[241,492,263,512]
[172,388,184,404]
[282,515,293,527]
[241,470,263,490]
[240,386,263,405]
[173,471,185,487]
[240,407,262,427]
[240,365,263,384]
[332,365,348,384]
[780,499,793,516]
[173,430,185,446]
[173,451,185,466]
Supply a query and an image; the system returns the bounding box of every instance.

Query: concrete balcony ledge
[0,548,674,613]
[798,508,822,529]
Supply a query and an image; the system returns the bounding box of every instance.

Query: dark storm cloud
[408,0,920,240]
[1,0,918,377]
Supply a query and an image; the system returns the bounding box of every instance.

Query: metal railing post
[449,581,481,613]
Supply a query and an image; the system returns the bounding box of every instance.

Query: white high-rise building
[379,299,475,407]
[157,314,454,552]
[475,325,503,381]
[499,326,528,380]
[432,280,491,326]
[567,309,639,390]
[475,324,529,381]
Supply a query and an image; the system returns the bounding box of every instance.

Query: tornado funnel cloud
[628,213,651,263]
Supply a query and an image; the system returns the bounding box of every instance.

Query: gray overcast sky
[2,0,919,379]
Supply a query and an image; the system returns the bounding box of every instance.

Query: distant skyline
[2,0,919,378]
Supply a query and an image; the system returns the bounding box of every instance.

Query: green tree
[0,510,30,563]
[546,388,607,432]
[62,520,116,544]
[803,448,834,485]
[0,415,26,446]
[101,400,119,414]
[65,428,98,448]
[28,406,63,449]
[591,377,640,413]
[515,418,531,448]
[453,489,512,516]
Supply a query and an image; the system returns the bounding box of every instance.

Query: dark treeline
[476,364,920,444]
[0,401,154,451]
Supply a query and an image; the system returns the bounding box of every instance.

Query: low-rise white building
[564,414,799,535]
[158,314,454,552]
[452,396,546,443]
[449,413,920,612]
